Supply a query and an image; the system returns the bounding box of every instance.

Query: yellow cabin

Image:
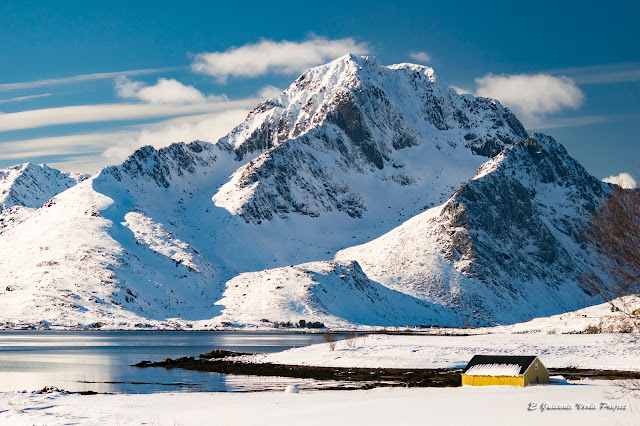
[461,355,549,386]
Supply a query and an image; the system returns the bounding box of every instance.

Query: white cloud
[191,37,369,82]
[114,76,145,99]
[603,172,637,189]
[0,67,180,92]
[0,99,253,132]
[546,62,640,85]
[257,85,283,100]
[0,109,251,174]
[0,85,280,173]
[474,74,584,119]
[115,76,224,104]
[449,85,472,95]
[409,51,431,63]
[0,93,52,104]
[139,79,207,104]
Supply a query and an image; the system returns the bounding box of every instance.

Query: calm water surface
[0,331,336,393]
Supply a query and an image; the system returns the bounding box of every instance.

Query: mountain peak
[98,140,219,190]
[322,54,437,84]
[0,162,88,211]
[211,55,528,222]
[219,54,525,160]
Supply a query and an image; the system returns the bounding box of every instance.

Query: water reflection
[0,331,333,393]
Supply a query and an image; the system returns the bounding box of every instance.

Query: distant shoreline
[133,351,640,390]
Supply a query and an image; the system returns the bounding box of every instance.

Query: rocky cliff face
[99,141,219,191]
[442,133,607,283]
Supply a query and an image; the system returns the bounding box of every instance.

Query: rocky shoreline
[133,350,640,390]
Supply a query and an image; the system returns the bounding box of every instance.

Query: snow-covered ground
[215,297,639,371]
[236,333,640,371]
[1,381,638,425]
[491,296,640,335]
[1,305,638,424]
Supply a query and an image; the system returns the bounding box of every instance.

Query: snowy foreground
[1,381,638,426]
[239,333,640,371]
[1,332,639,425]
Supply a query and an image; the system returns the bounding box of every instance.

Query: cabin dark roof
[461,355,538,375]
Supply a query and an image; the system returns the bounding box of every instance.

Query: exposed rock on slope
[0,163,87,211]
[337,133,609,324]
[214,54,527,222]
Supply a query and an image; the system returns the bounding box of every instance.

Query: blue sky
[0,1,638,182]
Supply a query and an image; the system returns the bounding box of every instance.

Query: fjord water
[0,331,331,393]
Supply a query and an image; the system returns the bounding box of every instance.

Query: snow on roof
[462,355,538,376]
[464,363,522,377]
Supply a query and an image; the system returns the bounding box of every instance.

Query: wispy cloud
[0,108,251,174]
[0,99,255,132]
[0,67,182,92]
[0,83,290,173]
[409,51,431,63]
[0,132,113,161]
[0,93,52,104]
[546,62,640,85]
[191,37,369,82]
[527,115,608,130]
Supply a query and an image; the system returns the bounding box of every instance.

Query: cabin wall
[523,361,550,385]
[461,375,525,386]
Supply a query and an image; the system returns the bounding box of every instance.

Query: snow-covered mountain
[0,55,607,328]
[214,54,526,222]
[336,133,609,324]
[0,163,88,240]
[216,260,458,327]
[0,163,87,211]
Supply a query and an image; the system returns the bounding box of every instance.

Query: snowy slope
[0,143,228,327]
[493,295,640,334]
[216,260,462,327]
[0,163,87,211]
[0,163,88,246]
[337,133,610,324]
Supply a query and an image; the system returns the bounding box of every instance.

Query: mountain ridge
[336,133,608,324]
[0,55,609,328]
[0,162,88,211]
[213,54,527,222]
